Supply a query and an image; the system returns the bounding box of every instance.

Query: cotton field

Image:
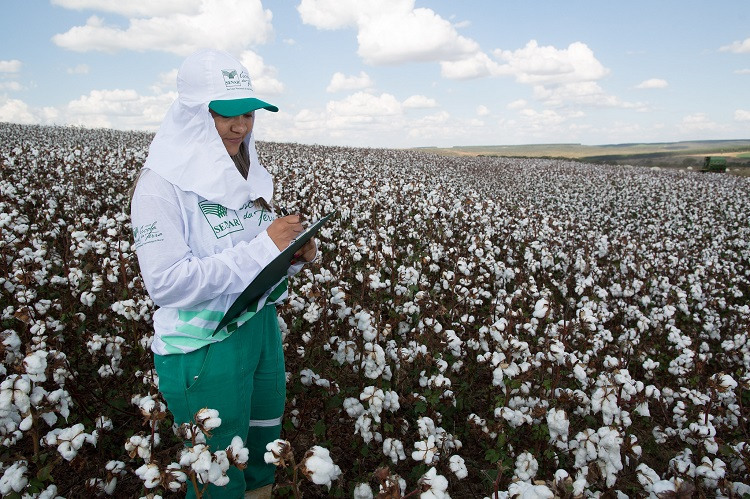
[1,122,749,498]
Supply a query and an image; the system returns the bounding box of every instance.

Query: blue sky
[1,0,749,148]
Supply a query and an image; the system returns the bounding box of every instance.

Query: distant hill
[415,139,750,162]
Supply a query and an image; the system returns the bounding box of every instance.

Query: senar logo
[199,201,244,238]
[220,68,252,91]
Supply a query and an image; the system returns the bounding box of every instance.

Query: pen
[279,207,289,216]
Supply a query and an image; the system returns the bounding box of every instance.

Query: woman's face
[210,110,255,155]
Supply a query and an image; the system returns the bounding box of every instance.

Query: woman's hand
[266,215,304,251]
[292,238,317,264]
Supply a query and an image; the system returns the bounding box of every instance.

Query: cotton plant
[4,124,750,496]
[123,407,249,497]
[263,439,342,497]
[411,416,462,466]
[88,460,127,495]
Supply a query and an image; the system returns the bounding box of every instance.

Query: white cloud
[288,91,406,145]
[735,109,750,122]
[445,40,630,109]
[239,50,284,95]
[0,60,22,73]
[295,2,631,113]
[51,0,202,17]
[518,108,567,126]
[0,97,59,125]
[296,0,363,30]
[507,99,527,110]
[326,91,402,119]
[720,37,750,54]
[326,71,374,93]
[402,95,437,109]
[635,78,668,89]
[406,111,450,138]
[66,64,90,74]
[734,69,750,74]
[0,81,23,91]
[492,40,609,85]
[0,98,37,124]
[297,0,478,65]
[440,52,498,79]
[677,113,725,134]
[65,88,174,129]
[533,81,644,110]
[476,105,489,116]
[52,0,273,55]
[150,69,179,93]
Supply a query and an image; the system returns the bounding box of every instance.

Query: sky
[1,0,749,149]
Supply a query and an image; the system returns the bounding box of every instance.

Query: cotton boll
[135,463,161,489]
[354,413,374,444]
[353,482,374,499]
[264,439,291,467]
[343,397,365,418]
[23,350,48,382]
[695,456,726,488]
[383,438,406,464]
[418,467,449,499]
[227,435,249,466]
[514,451,538,481]
[533,298,549,319]
[547,408,569,446]
[301,446,342,489]
[195,408,221,431]
[0,461,28,495]
[507,481,554,498]
[449,454,468,479]
[412,435,439,464]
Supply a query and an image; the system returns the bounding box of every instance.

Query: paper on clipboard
[214,211,335,334]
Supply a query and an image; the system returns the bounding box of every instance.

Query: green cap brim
[209,98,279,117]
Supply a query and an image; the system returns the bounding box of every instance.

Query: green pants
[154,305,286,498]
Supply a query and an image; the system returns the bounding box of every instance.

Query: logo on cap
[221,69,252,91]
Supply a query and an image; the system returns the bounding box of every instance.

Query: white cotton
[227,435,249,465]
[419,467,449,499]
[23,350,48,382]
[0,461,28,495]
[533,298,549,318]
[449,454,468,479]
[354,413,374,444]
[412,435,439,464]
[343,397,365,418]
[302,446,342,489]
[80,291,96,306]
[195,408,222,430]
[383,438,407,464]
[547,408,569,444]
[514,451,538,481]
[353,482,374,499]
[507,481,554,498]
[135,463,161,489]
[264,439,290,466]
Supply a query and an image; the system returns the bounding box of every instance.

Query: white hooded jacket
[131,50,301,355]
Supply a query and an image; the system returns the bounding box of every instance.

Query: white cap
[141,49,275,210]
[178,49,278,116]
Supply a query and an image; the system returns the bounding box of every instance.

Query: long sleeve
[131,174,281,310]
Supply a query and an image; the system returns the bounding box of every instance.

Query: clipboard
[214,211,335,334]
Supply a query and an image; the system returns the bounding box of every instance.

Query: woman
[130,49,315,498]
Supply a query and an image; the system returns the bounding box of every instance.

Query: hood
[142,49,275,210]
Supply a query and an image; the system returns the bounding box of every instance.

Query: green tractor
[701,156,727,172]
